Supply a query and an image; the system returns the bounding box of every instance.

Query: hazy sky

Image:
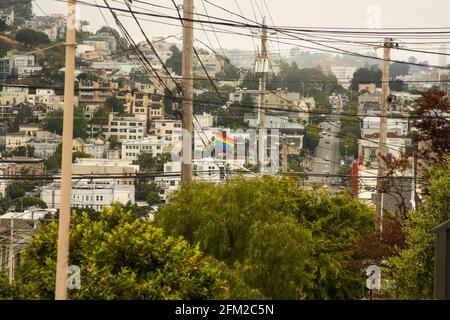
[34,0,450,65]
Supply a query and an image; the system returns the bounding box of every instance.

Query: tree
[215,57,240,80]
[15,29,50,46]
[45,143,62,172]
[158,177,374,299]
[7,183,25,200]
[108,135,120,150]
[72,151,92,162]
[390,62,410,78]
[386,159,450,299]
[43,108,88,139]
[339,101,360,159]
[412,90,450,168]
[390,79,405,91]
[136,181,161,206]
[351,67,382,91]
[96,26,120,38]
[92,106,109,128]
[166,45,182,75]
[4,204,237,299]
[134,152,171,173]
[14,197,47,211]
[105,96,124,114]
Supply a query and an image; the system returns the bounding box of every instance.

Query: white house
[41,182,135,211]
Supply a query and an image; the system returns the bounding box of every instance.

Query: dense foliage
[43,108,89,140]
[15,29,50,46]
[166,45,182,75]
[158,176,374,299]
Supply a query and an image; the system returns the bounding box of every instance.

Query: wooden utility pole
[257,18,268,173]
[8,215,13,285]
[375,38,394,233]
[55,0,76,300]
[181,0,193,184]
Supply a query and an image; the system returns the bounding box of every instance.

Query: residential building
[116,90,165,121]
[25,14,66,41]
[330,66,357,89]
[78,80,118,106]
[193,53,224,77]
[0,157,45,174]
[155,158,247,203]
[1,132,31,150]
[358,93,381,118]
[41,182,135,211]
[0,163,15,198]
[121,136,164,161]
[83,138,110,159]
[31,140,60,159]
[358,133,411,164]
[0,86,29,105]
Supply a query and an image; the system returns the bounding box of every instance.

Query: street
[307,99,343,193]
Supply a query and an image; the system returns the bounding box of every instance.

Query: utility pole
[375,38,394,233]
[55,0,76,300]
[181,0,193,184]
[281,134,288,173]
[257,18,268,173]
[8,214,13,285]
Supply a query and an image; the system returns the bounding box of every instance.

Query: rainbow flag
[215,131,235,153]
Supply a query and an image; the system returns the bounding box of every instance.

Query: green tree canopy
[92,106,109,126]
[105,96,124,114]
[215,57,240,80]
[158,177,374,299]
[304,124,320,152]
[15,29,50,46]
[390,62,410,78]
[166,45,182,75]
[386,159,450,299]
[4,204,237,299]
[15,196,47,211]
[351,66,382,91]
[42,108,88,139]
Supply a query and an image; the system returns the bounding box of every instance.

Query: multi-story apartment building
[330,66,357,89]
[78,80,118,106]
[0,86,29,105]
[116,90,165,121]
[0,163,15,198]
[1,132,31,150]
[121,137,165,161]
[91,113,147,142]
